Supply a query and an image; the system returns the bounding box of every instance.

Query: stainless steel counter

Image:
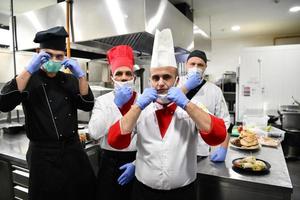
[197,140,293,200]
[0,131,99,169]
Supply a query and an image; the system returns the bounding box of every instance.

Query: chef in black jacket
[0,26,96,200]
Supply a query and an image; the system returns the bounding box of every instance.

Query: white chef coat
[88,91,136,151]
[178,78,230,156]
[135,102,200,190]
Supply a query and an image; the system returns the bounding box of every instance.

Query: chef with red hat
[88,45,137,200]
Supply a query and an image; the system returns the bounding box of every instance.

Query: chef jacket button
[49,99,52,103]
[68,113,71,116]
[61,81,64,84]
[72,130,75,133]
[54,117,57,120]
[60,134,62,137]
[44,83,47,86]
[65,97,68,100]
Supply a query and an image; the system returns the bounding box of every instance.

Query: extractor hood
[16,0,193,58]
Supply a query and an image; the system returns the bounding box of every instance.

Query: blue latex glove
[184,72,202,91]
[167,87,189,109]
[26,51,50,74]
[210,146,227,162]
[62,59,85,78]
[136,88,157,110]
[118,163,135,186]
[114,86,133,108]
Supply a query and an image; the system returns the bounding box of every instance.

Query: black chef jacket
[0,69,96,200]
[0,69,94,142]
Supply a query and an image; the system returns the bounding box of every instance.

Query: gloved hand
[167,87,189,109]
[114,86,133,108]
[62,59,85,78]
[136,88,157,110]
[210,146,227,162]
[184,72,202,91]
[118,163,135,186]
[26,51,50,74]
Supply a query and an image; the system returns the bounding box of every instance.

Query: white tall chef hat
[150,29,177,69]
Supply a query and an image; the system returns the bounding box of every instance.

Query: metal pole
[10,0,16,76]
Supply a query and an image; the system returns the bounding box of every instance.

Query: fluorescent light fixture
[193,25,209,38]
[231,25,240,31]
[289,6,300,12]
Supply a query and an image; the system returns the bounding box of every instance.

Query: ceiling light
[231,25,240,31]
[289,6,300,12]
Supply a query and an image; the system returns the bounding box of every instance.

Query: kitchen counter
[196,139,293,200]
[0,130,99,169]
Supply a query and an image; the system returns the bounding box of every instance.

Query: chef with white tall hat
[107,29,227,200]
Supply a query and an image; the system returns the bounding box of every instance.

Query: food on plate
[258,136,279,147]
[230,129,259,149]
[233,156,267,171]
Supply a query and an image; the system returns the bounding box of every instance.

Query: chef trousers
[26,140,96,200]
[96,149,137,200]
[132,179,197,200]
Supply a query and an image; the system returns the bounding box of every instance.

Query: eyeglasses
[45,52,65,61]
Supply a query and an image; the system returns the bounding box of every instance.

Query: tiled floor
[286,159,300,200]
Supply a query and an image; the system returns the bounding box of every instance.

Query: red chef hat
[107,45,134,75]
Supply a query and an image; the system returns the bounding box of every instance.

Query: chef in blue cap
[0,26,96,200]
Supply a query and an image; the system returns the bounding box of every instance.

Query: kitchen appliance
[16,0,193,58]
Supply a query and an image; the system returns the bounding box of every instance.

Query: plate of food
[230,129,261,150]
[258,136,280,147]
[232,156,271,175]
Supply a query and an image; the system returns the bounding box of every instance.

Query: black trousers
[96,149,137,200]
[132,179,197,200]
[26,141,96,200]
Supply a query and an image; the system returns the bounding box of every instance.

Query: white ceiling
[0,0,300,40]
[0,0,57,15]
[171,0,300,39]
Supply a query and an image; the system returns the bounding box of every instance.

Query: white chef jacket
[88,91,136,151]
[178,79,230,156]
[135,102,199,190]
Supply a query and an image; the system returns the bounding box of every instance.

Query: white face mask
[112,77,135,91]
[156,76,178,105]
[187,67,203,76]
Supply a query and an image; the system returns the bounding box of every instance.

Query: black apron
[26,140,96,200]
[96,149,136,200]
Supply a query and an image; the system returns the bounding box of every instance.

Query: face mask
[187,67,203,76]
[43,60,62,73]
[112,78,135,90]
[156,76,178,105]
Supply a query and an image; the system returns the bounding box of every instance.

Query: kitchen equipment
[2,123,25,135]
[232,157,271,175]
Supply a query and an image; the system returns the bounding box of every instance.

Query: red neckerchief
[155,103,177,139]
[119,91,137,116]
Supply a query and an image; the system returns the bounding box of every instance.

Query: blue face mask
[43,60,62,73]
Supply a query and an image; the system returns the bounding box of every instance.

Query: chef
[89,45,137,200]
[179,50,231,162]
[107,29,227,200]
[0,26,96,200]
